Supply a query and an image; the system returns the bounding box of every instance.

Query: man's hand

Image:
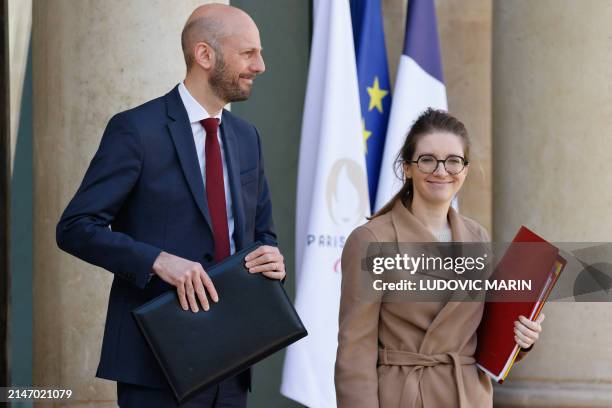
[152,251,219,312]
[245,245,286,280]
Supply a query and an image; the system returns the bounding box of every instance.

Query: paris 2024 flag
[280,0,370,407]
[375,0,448,211]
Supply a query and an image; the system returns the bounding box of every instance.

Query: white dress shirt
[178,81,236,255]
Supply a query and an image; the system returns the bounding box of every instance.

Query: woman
[335,109,544,408]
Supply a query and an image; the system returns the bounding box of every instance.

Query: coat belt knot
[378,348,475,408]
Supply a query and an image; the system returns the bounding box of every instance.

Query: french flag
[374,0,448,210]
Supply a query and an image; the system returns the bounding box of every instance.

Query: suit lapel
[165,86,213,229]
[220,112,245,250]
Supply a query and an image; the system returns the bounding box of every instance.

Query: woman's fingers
[515,320,539,341]
[518,315,543,332]
[514,314,545,348]
[514,334,530,348]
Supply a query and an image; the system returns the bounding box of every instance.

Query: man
[56,4,284,407]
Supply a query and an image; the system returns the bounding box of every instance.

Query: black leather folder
[132,242,307,403]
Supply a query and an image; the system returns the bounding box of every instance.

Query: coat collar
[390,199,472,243]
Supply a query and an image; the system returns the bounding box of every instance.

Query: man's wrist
[152,251,166,276]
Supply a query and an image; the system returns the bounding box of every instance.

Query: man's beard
[208,51,252,103]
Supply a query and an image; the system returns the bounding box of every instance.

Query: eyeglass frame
[409,154,469,175]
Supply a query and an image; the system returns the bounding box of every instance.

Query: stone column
[32,1,223,406]
[436,0,492,232]
[493,1,612,406]
[8,0,31,171]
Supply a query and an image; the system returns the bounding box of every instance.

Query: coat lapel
[390,199,438,243]
[389,200,481,352]
[448,207,469,242]
[423,208,483,351]
[220,112,245,250]
[165,86,212,229]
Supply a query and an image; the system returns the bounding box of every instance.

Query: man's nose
[252,53,265,74]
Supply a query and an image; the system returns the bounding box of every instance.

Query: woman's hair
[371,108,470,218]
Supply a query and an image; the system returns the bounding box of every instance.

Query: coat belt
[378,349,475,408]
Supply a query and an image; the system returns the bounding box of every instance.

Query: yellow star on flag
[367,76,389,113]
[362,118,372,153]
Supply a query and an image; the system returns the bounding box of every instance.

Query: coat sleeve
[56,113,161,289]
[335,226,383,408]
[252,126,277,247]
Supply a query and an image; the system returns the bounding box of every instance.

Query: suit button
[204,254,213,262]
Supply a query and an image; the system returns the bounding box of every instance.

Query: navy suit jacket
[56,85,277,388]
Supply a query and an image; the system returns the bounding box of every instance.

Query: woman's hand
[514,313,545,349]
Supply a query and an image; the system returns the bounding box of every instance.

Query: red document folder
[475,226,566,383]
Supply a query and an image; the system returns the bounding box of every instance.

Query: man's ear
[193,41,215,70]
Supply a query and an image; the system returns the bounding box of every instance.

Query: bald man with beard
[57,4,285,407]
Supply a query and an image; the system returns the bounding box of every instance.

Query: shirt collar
[178,81,223,125]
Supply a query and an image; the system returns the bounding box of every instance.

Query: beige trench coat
[335,200,523,408]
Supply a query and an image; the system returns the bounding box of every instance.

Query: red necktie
[201,118,230,262]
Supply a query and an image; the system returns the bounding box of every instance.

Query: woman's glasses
[410,154,468,175]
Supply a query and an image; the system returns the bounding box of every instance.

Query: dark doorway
[0,0,10,389]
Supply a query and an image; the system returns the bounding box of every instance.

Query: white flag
[375,0,448,211]
[280,0,370,406]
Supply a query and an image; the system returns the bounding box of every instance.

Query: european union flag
[350,0,392,211]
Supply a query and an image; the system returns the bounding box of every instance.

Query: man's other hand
[152,251,219,312]
[244,245,286,280]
